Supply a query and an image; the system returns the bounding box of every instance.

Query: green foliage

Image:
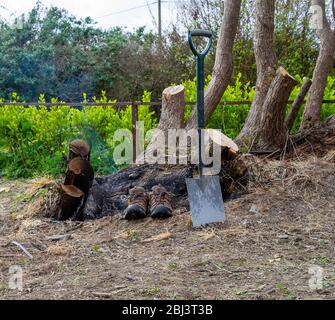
[1,75,335,179]
[183,73,255,138]
[0,91,156,178]
[288,75,335,134]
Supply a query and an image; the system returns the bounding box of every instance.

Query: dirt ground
[1,155,335,300]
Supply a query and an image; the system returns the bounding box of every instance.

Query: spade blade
[186,175,225,227]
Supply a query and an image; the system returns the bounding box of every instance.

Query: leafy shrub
[183,72,255,138]
[0,91,156,178]
[1,75,334,178]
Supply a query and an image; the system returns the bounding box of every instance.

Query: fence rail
[1,100,335,107]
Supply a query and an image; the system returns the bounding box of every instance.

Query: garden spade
[186,29,225,227]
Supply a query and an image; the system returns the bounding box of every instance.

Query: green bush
[183,72,254,138]
[0,91,156,178]
[1,75,334,179]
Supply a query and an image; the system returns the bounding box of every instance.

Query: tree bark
[257,67,297,151]
[285,78,312,132]
[301,0,335,129]
[235,0,277,148]
[158,85,185,131]
[185,0,242,129]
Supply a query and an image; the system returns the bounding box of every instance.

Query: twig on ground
[11,241,33,259]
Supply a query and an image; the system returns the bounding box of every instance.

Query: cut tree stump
[83,159,248,219]
[158,85,185,131]
[257,67,297,151]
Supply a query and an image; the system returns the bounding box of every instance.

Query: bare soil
[1,155,335,300]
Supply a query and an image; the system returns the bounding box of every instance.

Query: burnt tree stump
[83,157,248,219]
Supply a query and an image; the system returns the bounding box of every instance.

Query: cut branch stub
[68,139,91,161]
[55,184,84,221]
[206,129,239,160]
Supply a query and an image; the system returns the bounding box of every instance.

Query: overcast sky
[0,0,179,31]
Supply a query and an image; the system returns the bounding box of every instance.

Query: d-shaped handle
[188,29,212,57]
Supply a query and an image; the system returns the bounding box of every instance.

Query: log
[205,129,239,170]
[62,157,94,220]
[206,129,239,155]
[55,184,85,221]
[68,139,91,161]
[257,67,297,151]
[285,78,312,132]
[65,157,94,195]
[138,85,185,164]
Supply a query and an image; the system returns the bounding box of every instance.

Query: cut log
[55,184,84,221]
[68,139,91,161]
[207,129,239,153]
[138,85,185,164]
[63,157,94,220]
[257,67,297,151]
[65,157,94,194]
[285,78,312,132]
[205,129,239,162]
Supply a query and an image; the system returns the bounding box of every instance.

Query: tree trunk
[235,0,277,148]
[185,0,242,129]
[285,78,312,132]
[301,0,335,129]
[257,67,297,151]
[158,85,185,131]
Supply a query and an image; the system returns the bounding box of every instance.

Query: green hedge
[1,75,334,178]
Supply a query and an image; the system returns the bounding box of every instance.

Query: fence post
[132,102,138,163]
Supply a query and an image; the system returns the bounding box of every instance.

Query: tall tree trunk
[301,0,335,129]
[186,0,242,129]
[235,0,277,148]
[285,78,312,132]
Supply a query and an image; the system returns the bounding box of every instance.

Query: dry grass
[1,156,335,300]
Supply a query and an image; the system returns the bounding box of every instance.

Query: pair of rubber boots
[123,185,173,220]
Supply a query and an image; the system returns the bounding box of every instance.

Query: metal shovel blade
[186,175,225,227]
